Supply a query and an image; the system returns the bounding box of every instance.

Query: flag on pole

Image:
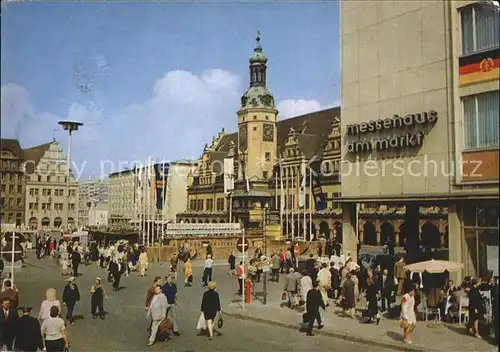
[280,162,285,215]
[299,162,306,208]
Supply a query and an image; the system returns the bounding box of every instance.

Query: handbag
[302,312,310,324]
[188,275,193,283]
[217,316,224,329]
[281,292,288,301]
[196,313,206,330]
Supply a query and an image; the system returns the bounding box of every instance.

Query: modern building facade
[108,169,135,226]
[88,202,109,227]
[78,179,109,226]
[340,0,499,280]
[0,139,25,228]
[23,140,79,230]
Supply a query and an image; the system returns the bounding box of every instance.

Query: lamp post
[58,121,83,232]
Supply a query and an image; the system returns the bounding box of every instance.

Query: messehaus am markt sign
[346,110,438,153]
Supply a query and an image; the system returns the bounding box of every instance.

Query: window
[47,189,51,196]
[16,198,21,207]
[463,91,499,149]
[263,171,269,179]
[0,198,4,206]
[1,184,4,192]
[461,4,500,55]
[38,175,42,182]
[265,152,271,161]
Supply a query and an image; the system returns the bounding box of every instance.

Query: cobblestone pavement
[16,254,387,352]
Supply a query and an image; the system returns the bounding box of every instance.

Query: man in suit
[0,280,19,309]
[305,281,325,336]
[147,285,168,346]
[0,297,18,350]
[15,306,43,352]
[379,269,395,311]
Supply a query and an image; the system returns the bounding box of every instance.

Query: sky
[1,1,340,180]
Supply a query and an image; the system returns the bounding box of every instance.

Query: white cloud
[1,71,328,179]
[277,99,323,119]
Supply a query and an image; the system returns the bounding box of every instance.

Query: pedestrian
[170,254,178,280]
[365,276,380,325]
[394,257,406,295]
[161,276,181,337]
[62,277,80,325]
[284,268,301,309]
[400,284,417,344]
[271,252,280,282]
[147,285,168,346]
[342,273,356,318]
[206,242,213,259]
[184,258,193,287]
[305,281,325,336]
[300,271,313,304]
[0,280,19,309]
[236,261,245,295]
[138,248,149,277]
[0,297,18,350]
[202,255,213,287]
[201,281,221,341]
[465,279,484,339]
[41,305,69,352]
[317,263,331,306]
[71,250,81,277]
[38,288,61,324]
[228,252,236,276]
[60,251,70,276]
[14,306,43,352]
[379,269,395,312]
[109,260,122,291]
[90,278,107,319]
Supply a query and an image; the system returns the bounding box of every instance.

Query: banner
[154,163,169,210]
[311,175,327,211]
[223,158,234,194]
[299,163,306,208]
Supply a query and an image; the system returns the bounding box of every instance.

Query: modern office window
[461,4,500,55]
[463,90,499,150]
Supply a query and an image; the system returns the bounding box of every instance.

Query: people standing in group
[62,277,80,325]
[147,284,168,346]
[14,306,43,352]
[41,305,69,352]
[161,276,181,337]
[90,278,107,319]
[202,255,213,287]
[0,297,18,350]
[138,248,149,277]
[184,258,193,287]
[305,281,325,336]
[201,281,221,341]
[400,284,417,344]
[38,288,61,324]
[228,252,236,276]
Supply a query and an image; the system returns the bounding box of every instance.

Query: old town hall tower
[237,32,278,181]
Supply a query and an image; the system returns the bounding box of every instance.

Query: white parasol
[403,259,463,273]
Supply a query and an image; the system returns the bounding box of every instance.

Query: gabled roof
[0,139,23,158]
[215,133,237,153]
[276,107,339,157]
[23,141,53,174]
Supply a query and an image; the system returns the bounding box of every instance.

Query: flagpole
[302,162,306,241]
[140,163,145,246]
[309,168,313,243]
[162,160,166,243]
[284,167,288,239]
[146,159,150,247]
[279,159,284,237]
[290,166,295,242]
[275,167,278,210]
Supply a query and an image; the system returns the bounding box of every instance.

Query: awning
[336,192,499,204]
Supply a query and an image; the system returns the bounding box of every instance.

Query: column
[342,203,357,263]
[395,231,400,247]
[448,204,463,284]
[376,231,381,246]
[359,229,364,244]
[404,204,420,264]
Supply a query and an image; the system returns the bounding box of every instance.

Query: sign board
[224,158,234,194]
[166,223,241,237]
[236,237,249,253]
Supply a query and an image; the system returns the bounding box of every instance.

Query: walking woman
[138,248,149,277]
[38,288,61,325]
[62,277,80,325]
[184,258,193,287]
[41,305,70,352]
[201,281,221,340]
[365,277,380,324]
[400,284,417,344]
[90,277,107,319]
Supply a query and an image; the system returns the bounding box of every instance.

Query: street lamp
[58,121,83,232]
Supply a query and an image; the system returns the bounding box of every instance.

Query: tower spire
[249,30,268,87]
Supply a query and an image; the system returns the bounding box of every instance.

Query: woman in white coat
[300,272,313,304]
[38,288,61,324]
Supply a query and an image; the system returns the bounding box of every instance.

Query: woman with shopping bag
[200,281,221,340]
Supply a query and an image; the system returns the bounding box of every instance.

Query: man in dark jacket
[379,268,395,311]
[14,306,43,352]
[71,250,81,277]
[62,277,80,324]
[0,297,18,350]
[305,281,325,336]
